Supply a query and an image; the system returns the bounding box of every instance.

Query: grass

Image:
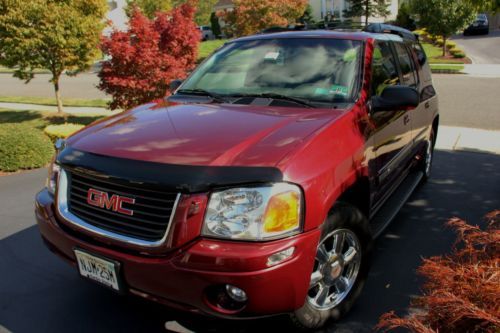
[0,96,109,108]
[422,42,468,64]
[0,66,50,74]
[198,39,228,62]
[0,108,104,172]
[430,64,465,72]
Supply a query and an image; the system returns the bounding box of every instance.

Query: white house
[214,0,400,24]
[104,0,128,35]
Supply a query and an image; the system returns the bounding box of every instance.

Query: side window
[412,42,427,66]
[394,42,418,87]
[371,41,400,96]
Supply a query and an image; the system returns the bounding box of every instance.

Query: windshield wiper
[229,93,317,108]
[176,89,227,103]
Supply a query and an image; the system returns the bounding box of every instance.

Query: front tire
[290,203,373,330]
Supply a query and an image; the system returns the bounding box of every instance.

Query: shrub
[435,38,444,47]
[445,41,457,50]
[0,124,54,172]
[449,47,463,55]
[376,211,500,333]
[99,4,200,110]
[44,123,85,143]
[453,52,466,58]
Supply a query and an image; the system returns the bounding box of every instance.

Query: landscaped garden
[0,109,102,172]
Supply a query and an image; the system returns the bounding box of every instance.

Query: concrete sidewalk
[0,102,119,115]
[462,64,500,77]
[436,126,500,154]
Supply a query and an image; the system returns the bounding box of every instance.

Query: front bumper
[35,189,320,318]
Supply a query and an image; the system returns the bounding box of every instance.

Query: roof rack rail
[364,23,418,41]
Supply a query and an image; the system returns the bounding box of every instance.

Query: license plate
[75,249,121,291]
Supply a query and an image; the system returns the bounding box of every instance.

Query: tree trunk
[442,35,447,57]
[53,75,64,113]
[365,0,369,26]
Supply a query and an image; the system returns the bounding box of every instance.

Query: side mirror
[169,79,183,93]
[372,86,419,113]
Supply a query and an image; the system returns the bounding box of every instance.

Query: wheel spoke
[333,232,345,254]
[343,246,357,264]
[309,271,323,288]
[314,284,329,306]
[317,244,329,264]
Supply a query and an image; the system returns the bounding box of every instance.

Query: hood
[67,101,346,168]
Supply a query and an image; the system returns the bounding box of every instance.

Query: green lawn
[422,42,467,64]
[0,108,105,172]
[198,39,228,62]
[0,66,51,74]
[0,96,109,108]
[430,64,465,71]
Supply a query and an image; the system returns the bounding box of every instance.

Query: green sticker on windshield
[314,88,330,95]
[330,85,349,96]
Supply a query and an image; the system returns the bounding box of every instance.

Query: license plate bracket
[74,248,124,293]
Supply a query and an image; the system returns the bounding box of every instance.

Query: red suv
[35,24,438,330]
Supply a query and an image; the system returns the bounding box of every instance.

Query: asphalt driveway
[452,30,500,64]
[1,149,499,333]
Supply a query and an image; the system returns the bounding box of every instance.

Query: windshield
[181,38,363,105]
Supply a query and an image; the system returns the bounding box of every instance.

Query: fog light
[225,284,247,302]
[267,247,295,267]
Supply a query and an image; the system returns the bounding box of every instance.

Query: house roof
[214,0,234,9]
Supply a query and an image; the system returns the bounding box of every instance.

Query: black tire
[289,203,373,331]
[420,129,435,183]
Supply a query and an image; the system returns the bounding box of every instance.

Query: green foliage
[452,52,466,58]
[0,123,54,172]
[343,0,391,25]
[194,0,218,25]
[0,0,107,113]
[411,0,476,56]
[299,4,315,25]
[395,2,416,30]
[446,41,457,50]
[126,0,172,19]
[44,123,85,143]
[0,96,109,108]
[0,108,103,172]
[210,11,221,37]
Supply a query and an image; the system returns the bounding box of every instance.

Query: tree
[125,0,173,19]
[219,0,308,37]
[194,0,218,25]
[299,4,315,26]
[343,0,391,26]
[210,11,221,37]
[411,0,476,56]
[99,4,200,110]
[395,2,416,30]
[0,0,107,113]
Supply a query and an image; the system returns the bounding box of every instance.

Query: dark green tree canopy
[343,0,391,25]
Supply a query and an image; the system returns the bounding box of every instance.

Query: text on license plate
[75,250,120,291]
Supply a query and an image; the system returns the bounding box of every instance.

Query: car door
[370,40,414,207]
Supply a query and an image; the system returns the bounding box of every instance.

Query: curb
[436,126,500,155]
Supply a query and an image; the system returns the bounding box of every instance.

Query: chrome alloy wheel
[307,229,361,310]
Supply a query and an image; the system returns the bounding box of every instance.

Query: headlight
[202,183,302,241]
[46,159,61,195]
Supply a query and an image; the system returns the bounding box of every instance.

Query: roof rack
[364,23,418,41]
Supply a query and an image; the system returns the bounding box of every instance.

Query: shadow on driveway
[1,150,499,333]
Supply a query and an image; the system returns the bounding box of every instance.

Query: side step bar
[370,171,424,238]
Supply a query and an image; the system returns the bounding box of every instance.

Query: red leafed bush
[98,3,200,110]
[377,211,500,333]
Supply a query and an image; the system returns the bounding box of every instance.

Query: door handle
[403,114,410,126]
[425,101,430,109]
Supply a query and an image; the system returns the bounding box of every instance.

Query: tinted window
[371,41,399,96]
[394,42,417,87]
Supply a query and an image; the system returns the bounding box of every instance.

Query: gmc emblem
[86,188,135,216]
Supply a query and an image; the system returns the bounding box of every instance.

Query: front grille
[67,170,178,242]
